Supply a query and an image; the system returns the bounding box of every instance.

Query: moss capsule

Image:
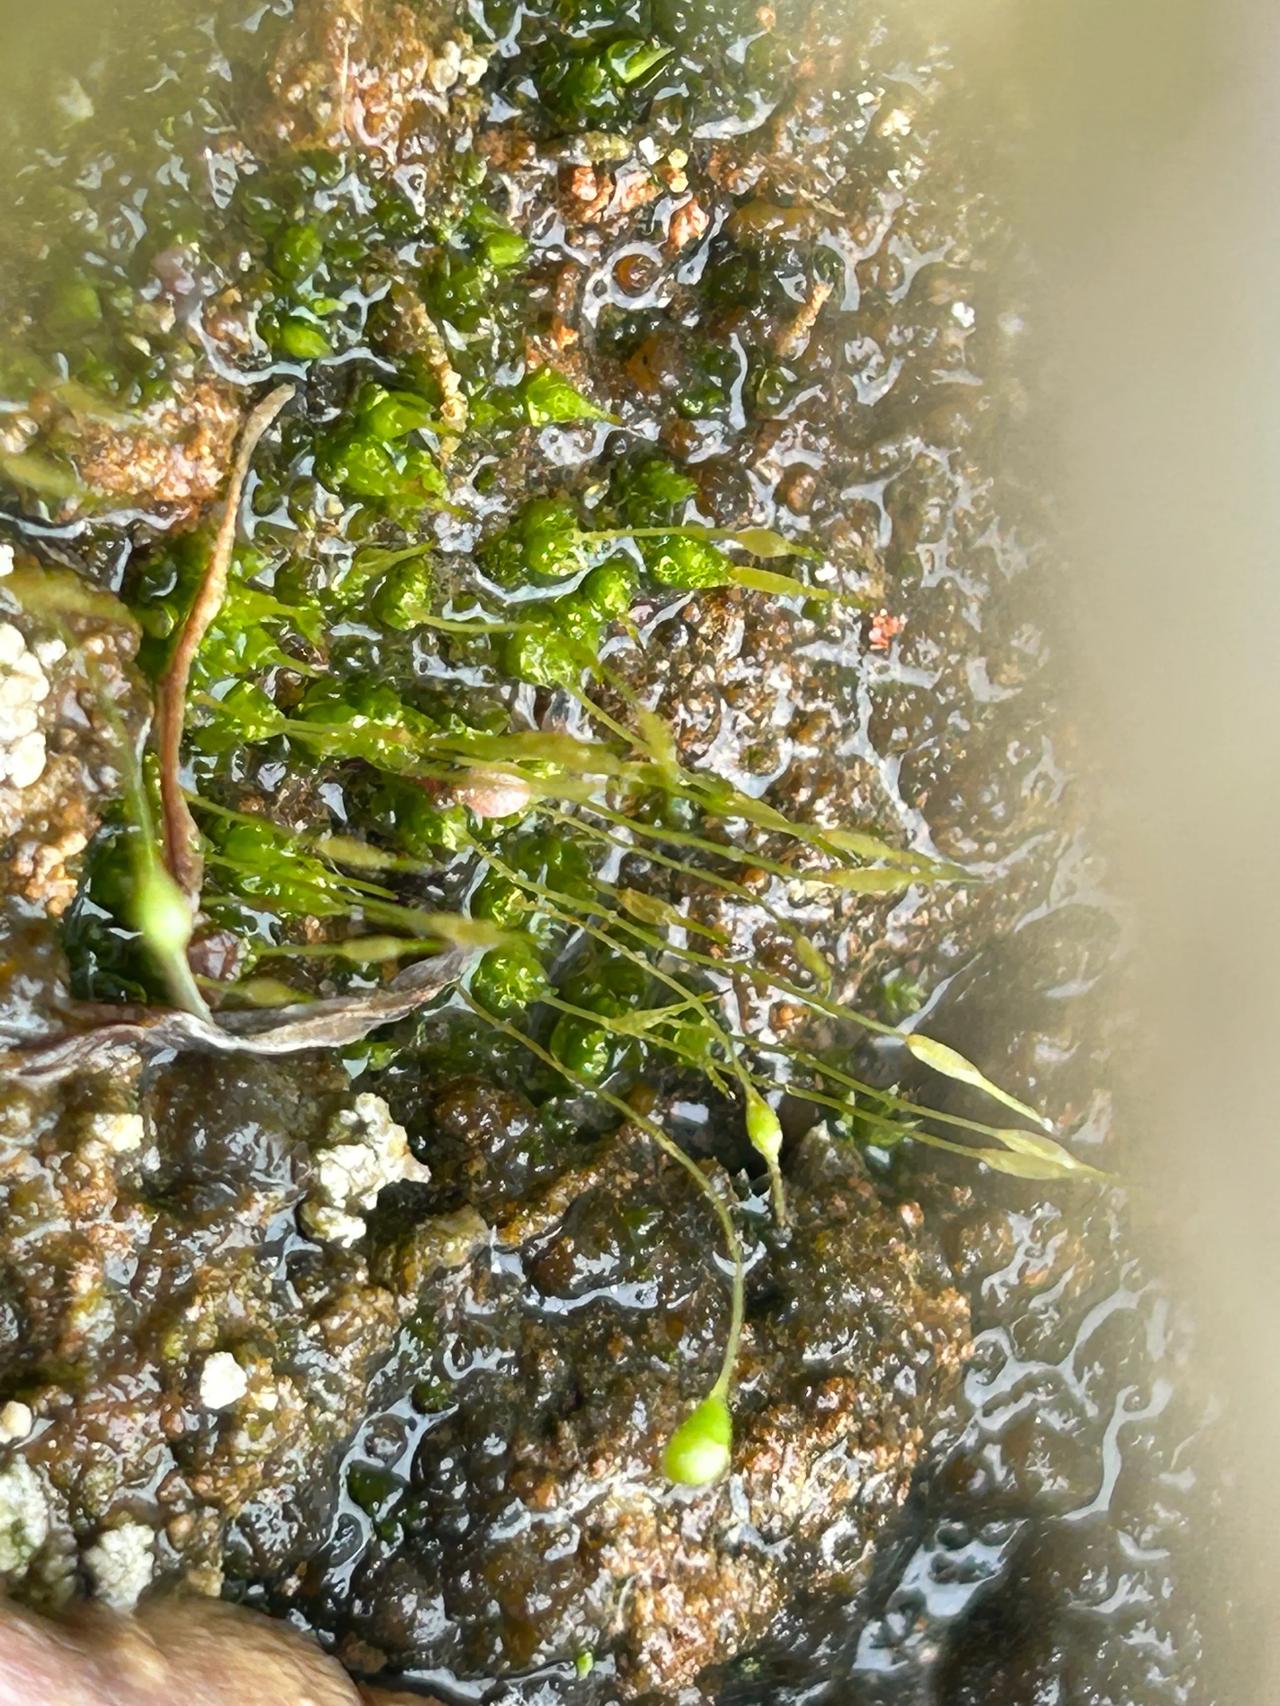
[644,533,732,590]
[580,557,634,619]
[133,860,193,962]
[548,1013,616,1083]
[503,621,581,689]
[745,1085,787,1223]
[662,1392,732,1488]
[744,1086,782,1163]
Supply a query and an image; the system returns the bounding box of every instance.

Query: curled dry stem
[154,383,294,904]
[4,949,473,1082]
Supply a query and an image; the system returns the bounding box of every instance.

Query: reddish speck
[868,610,904,652]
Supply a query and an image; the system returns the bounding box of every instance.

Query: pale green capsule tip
[903,1032,1052,1132]
[662,1393,733,1487]
[745,1087,782,1162]
[135,861,193,959]
[730,526,801,559]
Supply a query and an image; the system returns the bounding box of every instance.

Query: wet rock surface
[0,561,142,920]
[260,0,489,164]
[0,1055,430,1610]
[37,378,245,530]
[254,1124,967,1697]
[0,553,147,1044]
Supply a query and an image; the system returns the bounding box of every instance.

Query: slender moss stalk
[564,681,643,752]
[471,844,736,1085]
[581,523,812,557]
[457,988,745,1484]
[543,806,835,986]
[480,847,787,1214]
[765,1042,1047,1145]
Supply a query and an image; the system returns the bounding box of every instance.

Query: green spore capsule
[548,1012,617,1083]
[903,1032,1052,1131]
[662,1392,733,1488]
[744,1085,782,1162]
[371,557,434,630]
[644,533,733,590]
[134,860,193,962]
[519,366,616,426]
[745,1084,787,1224]
[131,853,208,1019]
[579,557,634,619]
[481,496,591,586]
[471,939,549,1016]
[503,620,582,689]
[611,454,698,524]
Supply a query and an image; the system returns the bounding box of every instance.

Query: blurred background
[1009,0,1280,1692]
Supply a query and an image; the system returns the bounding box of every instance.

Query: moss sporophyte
[16,103,1106,1493]
[34,432,1102,1485]
[30,394,1104,1474]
